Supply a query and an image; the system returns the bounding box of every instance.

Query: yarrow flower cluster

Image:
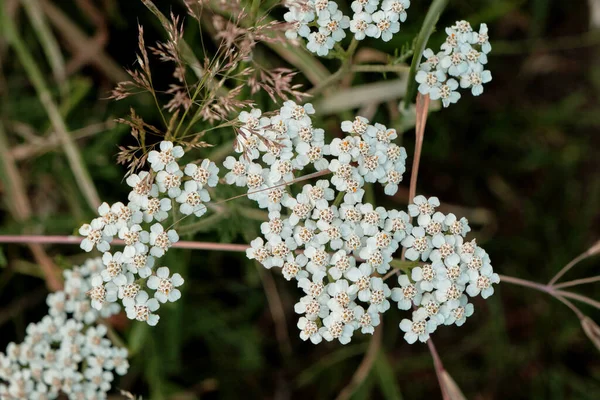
[0,258,129,399]
[284,0,410,56]
[393,195,500,343]
[225,100,498,344]
[79,140,217,325]
[417,20,492,107]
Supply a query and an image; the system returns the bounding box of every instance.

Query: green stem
[308,38,358,96]
[333,191,345,207]
[403,0,449,109]
[21,0,68,97]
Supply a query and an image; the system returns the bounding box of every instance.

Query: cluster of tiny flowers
[393,195,500,343]
[416,20,492,107]
[79,141,217,325]
[0,259,129,399]
[228,101,419,344]
[226,105,497,345]
[284,0,410,55]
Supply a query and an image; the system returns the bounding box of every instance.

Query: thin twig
[499,274,600,311]
[257,267,293,356]
[548,244,599,285]
[350,64,410,74]
[335,326,382,400]
[427,339,450,400]
[553,276,600,289]
[0,235,250,252]
[11,121,116,160]
[554,290,600,311]
[409,93,430,203]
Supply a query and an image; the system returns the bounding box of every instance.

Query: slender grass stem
[2,9,101,210]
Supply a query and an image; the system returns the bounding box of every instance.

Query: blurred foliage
[1,0,599,399]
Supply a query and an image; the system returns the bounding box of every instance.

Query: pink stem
[0,235,249,253]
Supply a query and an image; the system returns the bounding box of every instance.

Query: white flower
[282,254,309,281]
[320,317,354,344]
[97,202,119,236]
[156,162,183,198]
[317,4,349,42]
[391,274,422,310]
[416,293,446,325]
[466,263,499,299]
[402,226,432,261]
[382,0,410,22]
[429,234,461,267]
[430,78,461,108]
[294,295,329,320]
[327,279,358,309]
[117,224,148,260]
[349,11,374,41]
[147,141,184,172]
[261,211,293,242]
[184,159,219,188]
[280,101,315,126]
[148,223,179,257]
[476,23,491,54]
[147,266,184,303]
[306,28,335,56]
[420,48,442,71]
[141,197,172,223]
[302,180,335,210]
[126,253,155,278]
[246,237,272,268]
[298,270,327,300]
[79,218,112,252]
[369,11,400,41]
[367,277,391,313]
[125,291,160,326]
[416,69,446,95]
[411,263,443,292]
[267,235,297,268]
[383,209,412,241]
[408,195,440,226]
[346,263,373,302]
[441,51,469,77]
[399,316,437,344]
[351,0,379,13]
[353,305,380,334]
[126,171,158,208]
[297,317,322,344]
[328,250,356,280]
[176,181,210,217]
[440,295,474,326]
[223,156,248,186]
[460,63,492,96]
[117,273,141,308]
[326,137,359,163]
[100,252,127,286]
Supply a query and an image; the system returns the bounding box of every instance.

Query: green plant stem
[351,64,410,74]
[21,0,68,97]
[403,0,449,109]
[308,38,359,96]
[1,9,101,211]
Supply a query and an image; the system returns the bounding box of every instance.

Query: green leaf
[403,0,449,108]
[374,352,404,400]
